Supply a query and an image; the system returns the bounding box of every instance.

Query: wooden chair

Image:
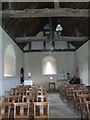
[66,87,74,106]
[22,95,34,117]
[0,97,2,103]
[5,95,19,103]
[0,96,5,103]
[4,91,10,97]
[0,103,2,120]
[2,102,11,119]
[34,102,49,119]
[22,95,33,103]
[14,102,29,120]
[27,88,33,95]
[10,88,17,96]
[37,91,46,95]
[59,84,67,101]
[74,84,85,90]
[78,94,89,119]
[36,95,47,102]
[86,101,90,120]
[73,89,82,111]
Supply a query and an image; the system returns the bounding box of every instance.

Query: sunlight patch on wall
[41,55,57,75]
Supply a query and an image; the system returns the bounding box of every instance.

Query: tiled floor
[48,92,80,119]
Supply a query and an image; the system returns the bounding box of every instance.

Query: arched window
[41,55,57,75]
[4,44,16,77]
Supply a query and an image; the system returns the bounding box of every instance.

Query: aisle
[48,92,80,119]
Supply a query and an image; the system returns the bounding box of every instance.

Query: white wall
[88,40,90,85]
[24,52,75,89]
[75,41,89,85]
[0,27,2,95]
[1,27,24,95]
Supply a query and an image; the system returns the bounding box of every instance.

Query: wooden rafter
[15,36,88,43]
[23,49,75,53]
[1,8,88,18]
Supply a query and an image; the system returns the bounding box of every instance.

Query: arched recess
[41,55,57,75]
[4,44,16,77]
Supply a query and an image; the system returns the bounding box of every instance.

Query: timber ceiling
[1,2,89,52]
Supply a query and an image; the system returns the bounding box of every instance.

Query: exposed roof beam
[15,36,88,43]
[54,0,60,8]
[8,3,12,10]
[23,49,75,53]
[1,8,88,18]
[49,18,53,39]
[75,27,81,37]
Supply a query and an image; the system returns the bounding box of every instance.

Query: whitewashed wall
[75,41,89,85]
[0,27,2,95]
[88,40,90,85]
[24,52,75,89]
[1,27,24,95]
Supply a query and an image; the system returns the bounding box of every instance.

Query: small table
[49,82,55,90]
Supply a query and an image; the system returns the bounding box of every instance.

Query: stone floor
[48,92,81,119]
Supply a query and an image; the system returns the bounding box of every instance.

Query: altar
[24,80,33,86]
[49,81,56,90]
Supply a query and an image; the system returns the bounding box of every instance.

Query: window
[4,44,16,77]
[41,55,57,75]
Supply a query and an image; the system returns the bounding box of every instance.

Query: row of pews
[0,85,49,120]
[58,83,90,120]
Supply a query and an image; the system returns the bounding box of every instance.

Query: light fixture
[55,20,63,36]
[50,76,53,80]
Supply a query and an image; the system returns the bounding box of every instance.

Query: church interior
[0,1,90,120]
